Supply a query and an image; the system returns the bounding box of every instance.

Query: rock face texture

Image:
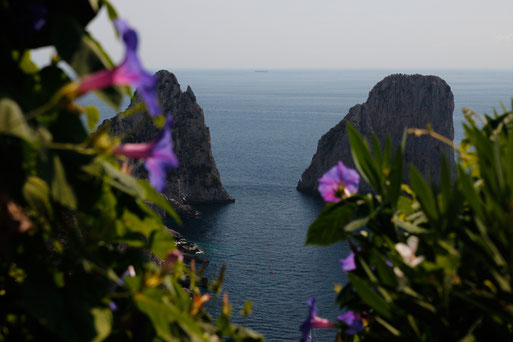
[103,70,233,216]
[298,74,455,195]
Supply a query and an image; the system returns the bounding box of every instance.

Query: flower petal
[318,161,359,202]
[406,235,419,253]
[340,252,356,272]
[337,311,365,335]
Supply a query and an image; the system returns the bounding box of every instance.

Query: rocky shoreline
[167,228,204,259]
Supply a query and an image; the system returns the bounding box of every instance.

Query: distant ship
[255,70,269,73]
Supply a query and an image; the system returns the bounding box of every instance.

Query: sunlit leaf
[86,105,100,131]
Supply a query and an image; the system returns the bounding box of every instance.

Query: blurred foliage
[308,102,513,340]
[0,1,263,341]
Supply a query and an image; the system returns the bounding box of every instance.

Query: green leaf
[382,136,392,170]
[135,290,207,342]
[139,180,182,225]
[393,217,428,234]
[0,98,34,142]
[134,293,177,342]
[348,273,393,319]
[232,325,265,342]
[344,216,369,232]
[371,133,382,164]
[409,165,438,222]
[86,105,100,131]
[240,300,253,316]
[51,156,77,209]
[91,307,112,342]
[88,0,101,12]
[101,161,146,198]
[458,168,483,219]
[306,202,356,246]
[19,50,39,74]
[375,316,401,337]
[346,124,383,194]
[387,145,403,206]
[23,176,53,219]
[371,251,398,288]
[148,228,175,259]
[101,0,120,21]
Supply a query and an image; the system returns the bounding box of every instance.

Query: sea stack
[297,74,455,195]
[104,70,233,216]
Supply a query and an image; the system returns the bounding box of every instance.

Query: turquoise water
[86,69,513,341]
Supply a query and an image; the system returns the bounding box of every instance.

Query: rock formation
[298,74,455,195]
[103,70,233,217]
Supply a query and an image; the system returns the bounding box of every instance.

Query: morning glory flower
[340,251,356,272]
[395,235,425,268]
[78,19,161,116]
[318,161,359,202]
[299,297,335,342]
[337,311,365,335]
[113,116,178,192]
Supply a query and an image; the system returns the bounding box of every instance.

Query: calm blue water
[85,69,513,341]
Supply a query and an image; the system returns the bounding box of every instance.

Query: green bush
[304,104,513,341]
[0,1,262,341]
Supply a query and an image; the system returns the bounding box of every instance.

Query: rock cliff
[103,70,233,216]
[297,74,455,195]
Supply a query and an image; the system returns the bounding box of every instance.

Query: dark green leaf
[51,156,77,209]
[346,124,383,194]
[23,176,53,219]
[374,255,398,288]
[348,273,393,319]
[134,292,177,342]
[306,202,356,246]
[387,145,403,206]
[139,180,182,225]
[101,161,146,198]
[409,165,438,222]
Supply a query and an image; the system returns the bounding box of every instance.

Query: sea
[84,69,513,341]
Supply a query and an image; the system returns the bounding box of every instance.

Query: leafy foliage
[307,103,513,340]
[0,1,263,341]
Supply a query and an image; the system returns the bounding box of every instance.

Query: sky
[35,0,513,69]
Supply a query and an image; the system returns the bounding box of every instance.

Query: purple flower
[108,301,118,311]
[337,311,365,335]
[299,297,335,342]
[318,161,359,202]
[78,19,160,116]
[27,4,47,31]
[113,116,178,192]
[340,251,356,272]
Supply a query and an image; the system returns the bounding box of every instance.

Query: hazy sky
[37,0,513,69]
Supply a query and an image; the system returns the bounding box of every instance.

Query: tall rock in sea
[297,74,455,195]
[103,70,233,216]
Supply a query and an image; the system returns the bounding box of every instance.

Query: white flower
[395,236,425,267]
